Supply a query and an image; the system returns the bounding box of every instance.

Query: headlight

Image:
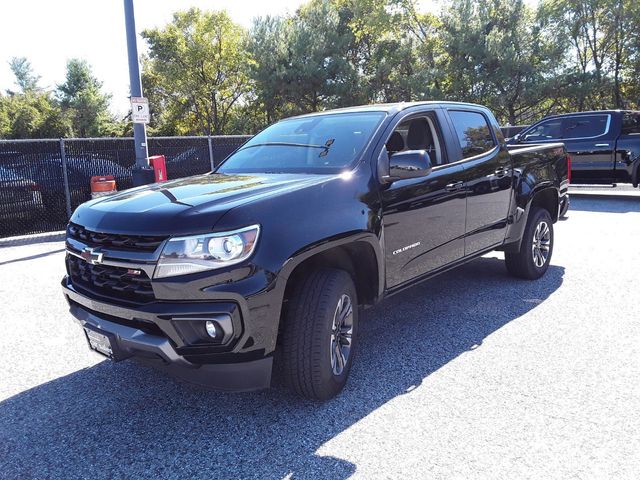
[154,225,260,278]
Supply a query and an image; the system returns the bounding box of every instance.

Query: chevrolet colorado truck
[62,102,569,400]
[509,109,640,187]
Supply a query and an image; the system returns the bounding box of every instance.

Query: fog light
[205,321,218,338]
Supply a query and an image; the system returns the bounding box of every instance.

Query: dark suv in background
[509,110,640,187]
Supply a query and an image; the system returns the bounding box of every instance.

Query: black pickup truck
[509,110,640,187]
[62,102,569,400]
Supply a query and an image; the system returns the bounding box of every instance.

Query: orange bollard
[90,175,117,199]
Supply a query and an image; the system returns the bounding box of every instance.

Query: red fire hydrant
[148,155,167,182]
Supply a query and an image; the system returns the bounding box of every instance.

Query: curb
[569,186,639,198]
[0,231,66,248]
[569,191,640,199]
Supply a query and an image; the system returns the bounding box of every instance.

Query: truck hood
[71,172,334,235]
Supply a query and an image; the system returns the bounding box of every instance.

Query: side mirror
[383,150,432,183]
[512,132,522,143]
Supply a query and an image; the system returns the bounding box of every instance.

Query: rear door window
[561,115,609,139]
[622,113,640,135]
[449,110,496,159]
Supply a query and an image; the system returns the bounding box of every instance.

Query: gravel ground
[0,195,639,479]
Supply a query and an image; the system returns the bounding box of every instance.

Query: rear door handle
[445,181,464,192]
[494,167,509,178]
[595,143,610,147]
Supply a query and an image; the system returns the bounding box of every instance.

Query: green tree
[625,0,640,107]
[287,0,363,111]
[142,8,253,135]
[110,0,640,134]
[0,91,71,139]
[361,1,442,102]
[7,57,41,94]
[248,15,293,125]
[438,0,569,124]
[0,58,70,139]
[0,94,12,138]
[57,59,114,137]
[542,0,639,110]
[481,0,569,124]
[438,0,489,104]
[250,0,408,124]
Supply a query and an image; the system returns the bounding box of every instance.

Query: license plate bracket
[83,325,128,361]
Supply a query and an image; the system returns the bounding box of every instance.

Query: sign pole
[124,0,152,186]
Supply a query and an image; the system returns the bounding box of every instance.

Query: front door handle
[445,181,464,192]
[494,167,509,178]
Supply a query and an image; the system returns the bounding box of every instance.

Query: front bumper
[62,277,276,391]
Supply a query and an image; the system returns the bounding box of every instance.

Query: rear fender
[501,184,559,253]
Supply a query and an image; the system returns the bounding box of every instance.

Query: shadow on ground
[0,257,564,479]
[0,248,65,266]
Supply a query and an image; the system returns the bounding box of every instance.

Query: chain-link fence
[0,135,250,238]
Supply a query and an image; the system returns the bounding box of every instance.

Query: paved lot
[1,195,639,479]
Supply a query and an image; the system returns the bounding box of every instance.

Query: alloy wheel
[532,220,551,268]
[330,294,353,376]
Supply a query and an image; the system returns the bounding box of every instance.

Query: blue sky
[0,1,440,116]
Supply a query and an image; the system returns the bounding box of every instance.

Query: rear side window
[449,110,496,159]
[622,113,640,135]
[561,115,609,138]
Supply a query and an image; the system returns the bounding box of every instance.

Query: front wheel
[505,207,554,279]
[281,268,358,400]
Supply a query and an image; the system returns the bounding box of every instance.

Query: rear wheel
[505,207,554,279]
[281,268,358,400]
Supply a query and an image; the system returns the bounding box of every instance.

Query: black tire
[505,207,554,280]
[281,268,358,400]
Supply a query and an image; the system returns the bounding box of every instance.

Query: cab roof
[538,109,639,119]
[287,101,489,119]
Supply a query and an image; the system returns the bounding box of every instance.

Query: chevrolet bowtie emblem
[80,247,104,265]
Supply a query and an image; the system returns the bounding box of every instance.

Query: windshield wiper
[239,139,335,157]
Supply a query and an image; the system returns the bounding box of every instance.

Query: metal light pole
[124,0,153,186]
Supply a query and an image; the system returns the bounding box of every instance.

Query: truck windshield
[217,112,385,173]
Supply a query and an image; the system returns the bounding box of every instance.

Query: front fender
[206,170,384,347]
[277,231,385,300]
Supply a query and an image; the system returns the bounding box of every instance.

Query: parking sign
[131,97,150,124]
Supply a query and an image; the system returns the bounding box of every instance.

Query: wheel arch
[271,234,383,367]
[501,185,559,253]
[279,236,383,309]
[529,186,560,223]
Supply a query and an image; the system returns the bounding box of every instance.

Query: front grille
[67,223,166,253]
[67,254,155,304]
